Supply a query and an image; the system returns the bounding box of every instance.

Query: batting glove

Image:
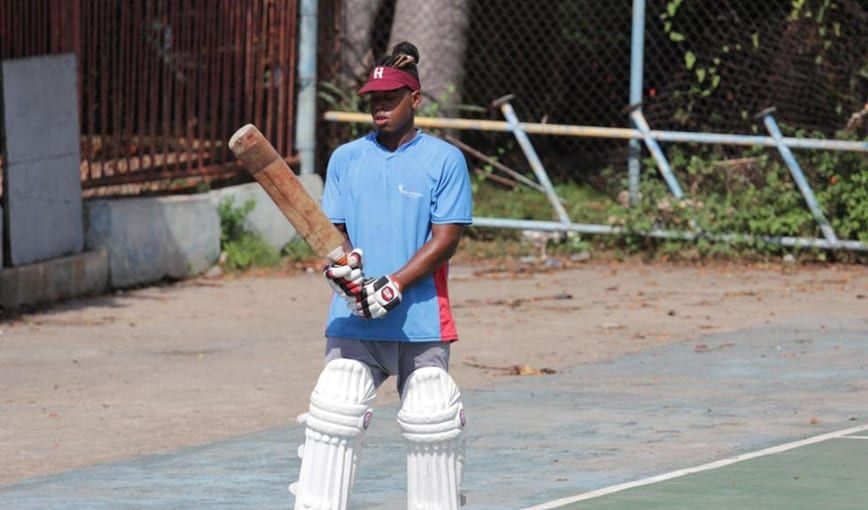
[351,275,402,319]
[323,248,364,299]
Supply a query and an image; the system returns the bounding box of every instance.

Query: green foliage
[217,197,281,271]
[602,136,868,260]
[218,197,255,244]
[318,81,368,139]
[281,239,316,262]
[418,84,486,118]
[472,180,613,225]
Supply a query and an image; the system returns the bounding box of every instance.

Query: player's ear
[411,90,422,110]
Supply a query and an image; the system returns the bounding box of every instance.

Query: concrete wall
[85,194,221,289]
[1,173,324,305]
[0,250,108,309]
[1,54,83,266]
[210,174,323,251]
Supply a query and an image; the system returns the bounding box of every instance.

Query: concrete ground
[1,259,866,507]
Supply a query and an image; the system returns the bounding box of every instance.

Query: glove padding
[351,275,402,319]
[323,248,364,299]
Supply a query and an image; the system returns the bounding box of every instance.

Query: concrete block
[0,250,108,309]
[210,174,323,251]
[2,53,83,266]
[85,194,220,289]
[2,54,79,164]
[4,154,84,266]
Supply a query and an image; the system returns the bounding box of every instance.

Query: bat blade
[228,124,347,264]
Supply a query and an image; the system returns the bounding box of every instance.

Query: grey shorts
[325,337,450,395]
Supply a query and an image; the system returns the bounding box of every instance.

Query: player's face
[368,88,420,134]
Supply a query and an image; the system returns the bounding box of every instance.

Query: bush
[463,130,867,263]
[603,132,868,260]
[217,197,281,270]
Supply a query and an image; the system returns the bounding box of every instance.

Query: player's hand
[323,249,364,299]
[351,275,402,319]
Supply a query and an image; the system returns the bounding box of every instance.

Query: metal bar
[323,111,868,152]
[253,0,266,130]
[761,111,838,244]
[471,217,868,252]
[80,161,277,189]
[274,0,287,154]
[230,0,242,147]
[183,0,196,175]
[498,102,571,224]
[149,0,163,173]
[118,0,130,177]
[285,0,298,154]
[243,2,255,123]
[628,0,645,205]
[263,0,276,146]
[444,134,566,202]
[204,0,220,165]
[630,109,684,199]
[296,0,318,174]
[163,0,177,174]
[99,2,110,175]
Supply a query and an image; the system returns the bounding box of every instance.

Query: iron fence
[1,0,300,197]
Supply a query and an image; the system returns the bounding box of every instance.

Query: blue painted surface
[2,319,867,508]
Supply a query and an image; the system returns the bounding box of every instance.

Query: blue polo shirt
[321,130,472,342]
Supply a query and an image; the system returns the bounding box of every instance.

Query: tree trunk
[387,0,470,109]
[339,0,382,86]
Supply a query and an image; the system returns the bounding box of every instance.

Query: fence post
[628,0,646,206]
[494,97,571,225]
[758,108,839,245]
[295,0,318,175]
[630,109,684,199]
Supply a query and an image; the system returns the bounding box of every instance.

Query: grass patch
[218,197,281,271]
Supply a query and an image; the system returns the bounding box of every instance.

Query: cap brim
[357,79,410,95]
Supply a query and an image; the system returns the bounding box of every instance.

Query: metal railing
[1,0,300,197]
[324,108,868,252]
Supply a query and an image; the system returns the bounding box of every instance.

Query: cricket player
[291,41,472,509]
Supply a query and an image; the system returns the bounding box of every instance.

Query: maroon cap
[357,66,421,95]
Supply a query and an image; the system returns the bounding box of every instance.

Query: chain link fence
[644,0,867,136]
[320,0,867,181]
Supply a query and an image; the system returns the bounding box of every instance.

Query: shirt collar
[367,129,423,157]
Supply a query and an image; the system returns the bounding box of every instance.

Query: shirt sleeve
[431,149,473,224]
[321,148,345,224]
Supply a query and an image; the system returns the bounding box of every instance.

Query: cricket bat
[228,124,348,264]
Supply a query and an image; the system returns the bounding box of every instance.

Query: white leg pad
[397,367,466,510]
[293,359,376,510]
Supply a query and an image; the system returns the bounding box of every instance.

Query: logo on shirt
[398,183,423,199]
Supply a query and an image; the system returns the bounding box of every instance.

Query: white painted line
[523,423,868,510]
[837,435,868,439]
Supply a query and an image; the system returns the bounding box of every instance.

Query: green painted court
[537,427,868,509]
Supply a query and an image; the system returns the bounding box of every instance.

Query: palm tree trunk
[339,0,383,86]
[388,0,470,109]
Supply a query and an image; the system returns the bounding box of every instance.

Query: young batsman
[291,41,472,509]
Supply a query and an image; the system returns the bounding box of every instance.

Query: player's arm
[351,224,464,319]
[334,223,348,238]
[391,224,464,290]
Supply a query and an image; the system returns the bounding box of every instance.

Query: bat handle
[325,245,349,266]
